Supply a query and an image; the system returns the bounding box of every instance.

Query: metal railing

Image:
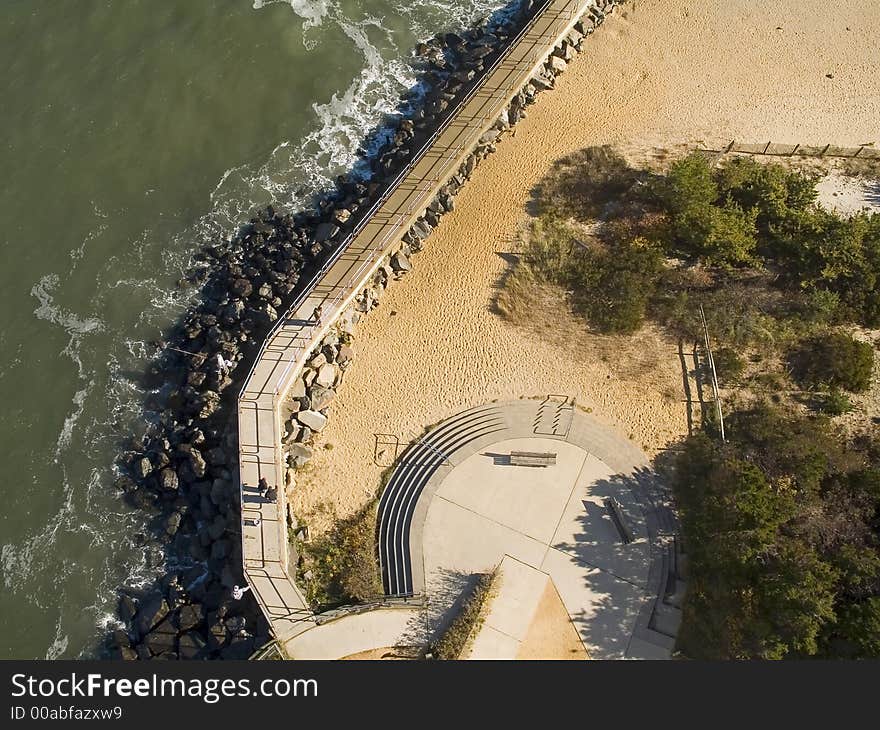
[239,0,565,405]
[237,0,599,632]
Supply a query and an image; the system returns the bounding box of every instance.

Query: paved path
[237,0,607,645]
[285,608,425,660]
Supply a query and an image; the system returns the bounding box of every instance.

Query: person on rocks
[215,352,234,377]
[232,585,251,600]
[311,304,323,326]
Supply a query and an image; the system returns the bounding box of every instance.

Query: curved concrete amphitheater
[378,399,684,659]
[237,0,625,649]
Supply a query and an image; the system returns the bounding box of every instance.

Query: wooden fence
[701,140,879,160]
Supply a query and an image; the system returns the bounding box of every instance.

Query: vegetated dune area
[291,0,880,533]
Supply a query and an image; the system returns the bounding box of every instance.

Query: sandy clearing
[291,0,880,533]
[516,579,589,660]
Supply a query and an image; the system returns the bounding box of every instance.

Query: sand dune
[291,0,880,531]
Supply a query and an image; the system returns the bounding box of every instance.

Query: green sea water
[0,0,505,658]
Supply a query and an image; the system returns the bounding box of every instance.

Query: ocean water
[0,0,506,659]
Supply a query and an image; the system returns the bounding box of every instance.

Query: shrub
[571,237,663,334]
[533,145,638,221]
[712,347,745,383]
[817,389,853,416]
[299,501,383,607]
[432,572,495,660]
[654,153,759,266]
[715,156,818,233]
[789,332,874,393]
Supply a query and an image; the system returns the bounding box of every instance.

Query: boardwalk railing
[237,0,608,645]
[239,0,566,403]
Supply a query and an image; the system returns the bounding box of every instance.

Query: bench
[509,451,557,467]
[603,496,634,544]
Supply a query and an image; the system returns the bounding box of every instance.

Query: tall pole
[699,304,726,443]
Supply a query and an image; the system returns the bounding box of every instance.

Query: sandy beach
[292,0,880,531]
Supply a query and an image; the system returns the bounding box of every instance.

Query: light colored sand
[516,579,589,660]
[816,172,880,216]
[292,0,880,531]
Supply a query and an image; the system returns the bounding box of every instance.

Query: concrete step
[651,602,682,639]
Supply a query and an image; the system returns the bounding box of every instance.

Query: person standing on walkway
[311,304,323,326]
[265,485,278,503]
[258,476,268,499]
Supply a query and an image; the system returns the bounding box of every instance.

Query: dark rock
[313,222,339,243]
[205,447,227,467]
[145,620,177,656]
[159,467,179,491]
[231,278,253,298]
[175,603,205,632]
[118,594,137,624]
[221,635,255,660]
[135,594,169,637]
[178,631,209,660]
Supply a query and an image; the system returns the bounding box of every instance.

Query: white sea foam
[253,0,332,30]
[31,275,104,337]
[45,621,69,660]
[54,385,92,460]
[9,0,514,658]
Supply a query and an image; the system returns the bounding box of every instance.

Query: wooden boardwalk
[237,0,603,645]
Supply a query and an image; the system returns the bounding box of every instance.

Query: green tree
[716,156,818,233]
[789,332,875,393]
[833,598,880,657]
[573,238,663,334]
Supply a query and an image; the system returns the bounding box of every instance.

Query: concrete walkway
[379,399,682,659]
[237,0,609,646]
[285,607,426,660]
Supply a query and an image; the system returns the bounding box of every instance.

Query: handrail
[238,0,559,403]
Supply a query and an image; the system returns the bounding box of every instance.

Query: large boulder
[315,363,338,389]
[175,604,206,632]
[309,386,336,412]
[158,467,179,492]
[391,251,411,273]
[205,447,227,467]
[144,619,177,656]
[221,635,256,660]
[289,376,306,399]
[197,391,220,419]
[313,222,339,243]
[134,594,169,637]
[296,410,328,432]
[230,278,253,298]
[178,631,210,660]
[135,457,153,480]
[288,444,313,468]
[548,55,567,74]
